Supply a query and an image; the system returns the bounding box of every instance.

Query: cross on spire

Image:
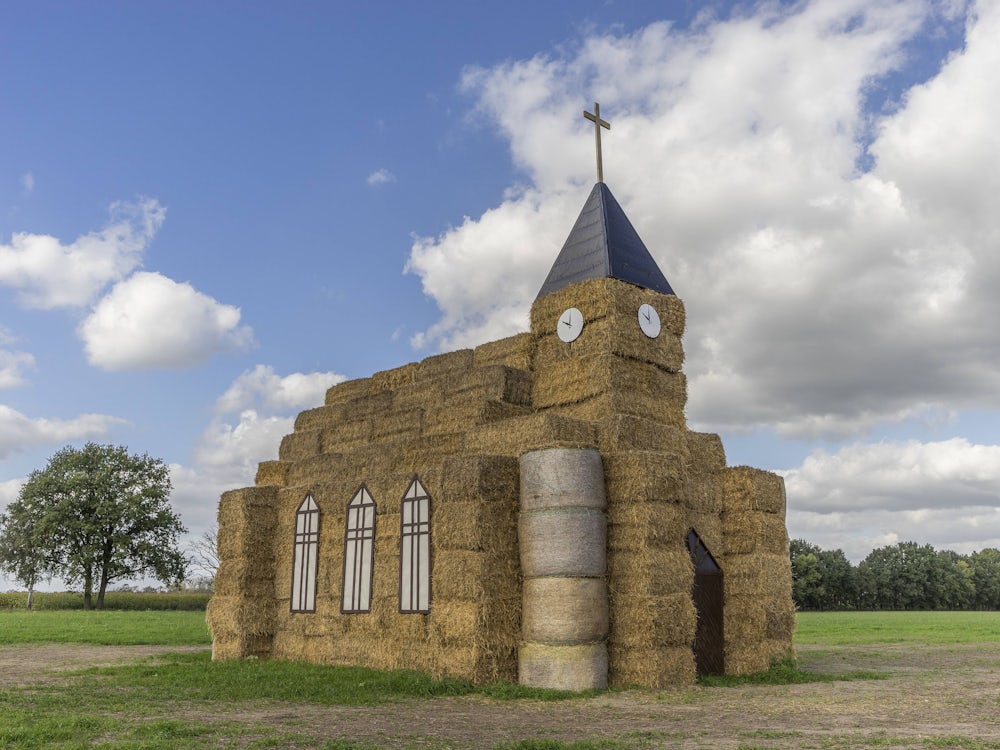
[583,102,611,183]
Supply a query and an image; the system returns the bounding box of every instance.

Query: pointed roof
[536,182,675,299]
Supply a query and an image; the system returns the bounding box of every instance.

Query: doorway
[686,529,724,675]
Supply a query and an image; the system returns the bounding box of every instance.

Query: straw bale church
[207,105,794,690]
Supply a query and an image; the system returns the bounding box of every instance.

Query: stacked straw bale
[721,466,794,673]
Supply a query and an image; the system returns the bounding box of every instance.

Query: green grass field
[0,609,998,749]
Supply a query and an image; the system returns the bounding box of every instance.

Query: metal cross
[583,102,611,183]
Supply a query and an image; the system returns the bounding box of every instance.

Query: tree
[0,443,187,609]
[789,539,858,610]
[968,549,1000,609]
[0,500,49,609]
[186,525,219,591]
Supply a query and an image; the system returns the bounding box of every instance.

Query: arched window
[342,485,376,613]
[290,494,320,613]
[399,478,431,613]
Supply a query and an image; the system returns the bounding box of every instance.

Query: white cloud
[0,198,164,309]
[405,0,998,441]
[782,437,1000,560]
[0,349,36,388]
[367,168,396,186]
[0,405,125,460]
[79,271,255,371]
[167,366,346,535]
[20,172,34,193]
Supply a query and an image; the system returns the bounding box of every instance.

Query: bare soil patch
[5,642,999,748]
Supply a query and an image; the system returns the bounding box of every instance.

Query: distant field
[794,610,1000,644]
[0,609,211,646]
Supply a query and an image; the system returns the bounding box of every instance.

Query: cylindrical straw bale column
[518,447,608,690]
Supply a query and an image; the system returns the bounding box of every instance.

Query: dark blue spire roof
[536,182,675,299]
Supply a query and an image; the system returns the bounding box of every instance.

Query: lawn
[0,609,998,749]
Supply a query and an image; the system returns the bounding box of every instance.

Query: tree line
[790,539,1000,611]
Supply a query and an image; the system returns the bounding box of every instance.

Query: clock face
[557,307,584,342]
[638,303,661,338]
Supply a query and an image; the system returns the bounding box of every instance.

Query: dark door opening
[686,529,724,675]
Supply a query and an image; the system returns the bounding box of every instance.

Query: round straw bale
[519,447,606,511]
[519,508,606,577]
[519,642,608,691]
[522,577,609,644]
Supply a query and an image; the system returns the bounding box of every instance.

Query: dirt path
[3,642,999,748]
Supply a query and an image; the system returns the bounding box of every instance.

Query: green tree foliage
[790,540,998,611]
[0,443,187,609]
[0,500,49,609]
[789,539,857,610]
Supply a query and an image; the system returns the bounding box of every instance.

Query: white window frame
[399,478,431,613]
[290,493,320,613]
[341,485,376,613]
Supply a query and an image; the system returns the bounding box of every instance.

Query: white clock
[638,303,661,338]
[557,307,584,342]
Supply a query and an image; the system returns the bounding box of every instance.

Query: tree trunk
[83,573,93,610]
[26,587,33,610]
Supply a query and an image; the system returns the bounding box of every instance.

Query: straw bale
[534,315,684,374]
[764,596,796,641]
[723,593,767,644]
[531,278,685,339]
[325,377,372,406]
[418,348,475,379]
[607,644,695,688]
[446,365,532,406]
[284,451,349,487]
[342,390,394,421]
[433,549,519,600]
[547,390,687,429]
[255,460,290,487]
[607,502,687,549]
[522,577,608,644]
[294,404,344,432]
[724,642,770,675]
[686,432,726,473]
[370,361,419,392]
[682,477,723,514]
[393,379,444,410]
[441,454,520,505]
[217,486,278,536]
[422,401,490,437]
[372,408,423,443]
[319,419,373,452]
[533,354,686,412]
[519,642,608,691]
[520,447,606,512]
[278,429,322,462]
[479,401,533,424]
[429,599,480,645]
[609,590,696,648]
[465,413,597,456]
[474,332,534,370]
[519,508,607,578]
[215,555,274,592]
[434,499,516,552]
[721,466,787,516]
[598,414,687,454]
[723,511,789,556]
[607,544,692,597]
[724,553,792,598]
[603,450,685,503]
[212,634,273,661]
[206,595,276,638]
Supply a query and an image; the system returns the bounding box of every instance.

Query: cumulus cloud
[0,197,164,309]
[0,326,35,388]
[79,271,255,371]
[783,438,1000,559]
[367,168,396,186]
[405,0,996,440]
[196,365,345,484]
[0,405,124,460]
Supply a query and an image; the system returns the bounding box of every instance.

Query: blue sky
[2,0,998,589]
